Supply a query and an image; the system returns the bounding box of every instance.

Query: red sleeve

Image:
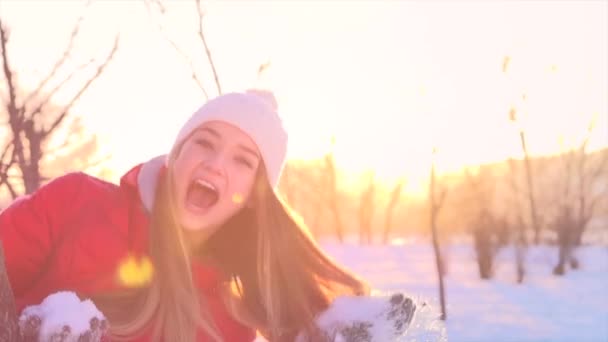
[0,173,86,296]
[220,319,256,342]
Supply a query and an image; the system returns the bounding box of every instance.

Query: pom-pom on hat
[168,90,288,187]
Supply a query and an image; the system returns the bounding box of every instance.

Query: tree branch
[41,34,119,137]
[145,0,210,99]
[1,21,19,124]
[565,152,574,200]
[26,58,95,120]
[257,60,271,80]
[589,149,608,187]
[0,141,18,199]
[0,172,17,199]
[0,138,13,163]
[4,180,17,199]
[195,0,221,95]
[580,150,608,224]
[163,33,209,98]
[0,20,27,172]
[22,8,87,105]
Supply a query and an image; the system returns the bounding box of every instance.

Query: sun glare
[1,1,605,188]
[117,254,154,288]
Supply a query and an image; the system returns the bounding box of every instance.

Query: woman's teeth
[195,179,216,192]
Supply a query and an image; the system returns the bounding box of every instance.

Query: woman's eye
[235,156,253,169]
[195,139,214,150]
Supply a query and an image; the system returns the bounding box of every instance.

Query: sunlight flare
[232,193,243,204]
[117,254,154,288]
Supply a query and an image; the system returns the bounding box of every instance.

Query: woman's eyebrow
[197,127,221,138]
[197,127,259,159]
[237,145,260,159]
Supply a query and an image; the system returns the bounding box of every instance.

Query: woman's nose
[203,152,225,176]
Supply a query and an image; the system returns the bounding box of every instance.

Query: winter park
[0,1,607,341]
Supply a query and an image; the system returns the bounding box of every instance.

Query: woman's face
[171,121,261,238]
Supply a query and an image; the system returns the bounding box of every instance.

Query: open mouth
[186,179,219,211]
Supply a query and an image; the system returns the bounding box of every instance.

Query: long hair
[93,163,369,341]
[92,165,222,342]
[203,165,369,340]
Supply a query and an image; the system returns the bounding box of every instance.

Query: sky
[1,0,606,187]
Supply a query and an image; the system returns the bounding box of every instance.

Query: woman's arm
[0,173,86,297]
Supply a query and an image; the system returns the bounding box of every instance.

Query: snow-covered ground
[9,234,607,341]
[322,239,608,342]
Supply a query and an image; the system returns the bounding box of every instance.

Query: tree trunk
[429,157,447,320]
[383,183,402,244]
[358,185,375,245]
[22,125,43,194]
[330,199,344,243]
[515,217,527,284]
[382,209,394,245]
[430,206,447,320]
[519,131,541,244]
[0,242,20,342]
[473,225,494,279]
[325,153,344,242]
[553,209,578,275]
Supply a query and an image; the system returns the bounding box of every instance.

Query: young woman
[0,90,369,341]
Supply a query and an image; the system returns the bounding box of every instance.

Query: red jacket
[0,158,255,341]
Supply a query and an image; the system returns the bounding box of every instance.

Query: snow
[313,294,414,341]
[294,292,446,342]
[321,240,608,342]
[19,291,105,342]
[15,242,607,342]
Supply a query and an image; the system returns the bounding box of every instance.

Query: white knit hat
[168,90,288,187]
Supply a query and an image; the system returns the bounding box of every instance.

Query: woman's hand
[295,292,417,341]
[19,314,107,342]
[18,292,108,342]
[326,293,417,341]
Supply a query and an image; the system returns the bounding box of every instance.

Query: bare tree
[278,156,342,240]
[324,136,345,242]
[43,118,110,177]
[429,147,447,320]
[382,179,405,244]
[0,13,119,196]
[571,147,608,247]
[552,205,575,275]
[507,157,527,284]
[358,171,376,245]
[0,139,17,199]
[471,210,495,279]
[145,0,222,99]
[503,56,541,244]
[509,107,541,244]
[310,164,329,239]
[278,158,337,240]
[465,167,499,280]
[553,120,608,275]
